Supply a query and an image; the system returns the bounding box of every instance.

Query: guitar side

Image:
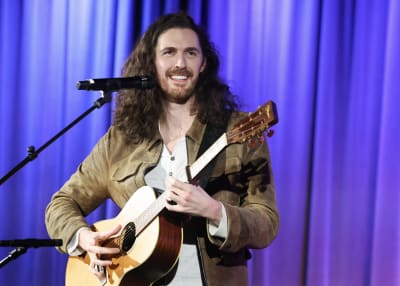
[65,186,183,286]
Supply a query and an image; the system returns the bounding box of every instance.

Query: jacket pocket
[111,161,142,184]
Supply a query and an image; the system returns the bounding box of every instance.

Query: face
[154,28,206,104]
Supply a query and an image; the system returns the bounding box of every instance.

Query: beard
[163,84,196,104]
[159,67,198,104]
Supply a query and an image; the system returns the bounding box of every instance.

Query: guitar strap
[185,119,229,286]
[192,120,228,189]
[181,120,228,243]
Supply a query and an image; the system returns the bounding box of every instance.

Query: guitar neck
[134,191,168,235]
[133,133,228,235]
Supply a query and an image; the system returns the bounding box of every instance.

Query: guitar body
[66,186,183,286]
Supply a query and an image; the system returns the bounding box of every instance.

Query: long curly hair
[113,12,238,143]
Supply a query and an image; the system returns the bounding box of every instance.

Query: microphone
[76,76,155,91]
[0,239,63,247]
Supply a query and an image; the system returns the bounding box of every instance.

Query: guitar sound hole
[120,222,136,254]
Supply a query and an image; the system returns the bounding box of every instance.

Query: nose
[174,53,186,69]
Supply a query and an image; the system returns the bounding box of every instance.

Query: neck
[159,97,196,148]
[161,97,196,127]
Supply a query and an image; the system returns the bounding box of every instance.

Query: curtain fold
[0,1,398,285]
[371,0,400,284]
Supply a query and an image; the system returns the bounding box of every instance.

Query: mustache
[166,68,193,77]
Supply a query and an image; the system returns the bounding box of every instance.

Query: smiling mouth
[167,68,192,81]
[170,75,188,81]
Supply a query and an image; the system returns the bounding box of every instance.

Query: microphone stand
[0,91,112,185]
[0,239,63,268]
[0,90,112,267]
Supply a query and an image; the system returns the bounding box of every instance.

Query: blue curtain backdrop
[1,0,399,285]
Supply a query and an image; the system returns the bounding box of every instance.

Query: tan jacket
[45,112,279,286]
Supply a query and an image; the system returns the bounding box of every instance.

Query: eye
[186,49,199,57]
[162,48,175,56]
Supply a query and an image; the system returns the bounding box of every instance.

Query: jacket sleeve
[45,129,112,253]
[207,131,279,253]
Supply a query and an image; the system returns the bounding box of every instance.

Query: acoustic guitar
[65,100,278,286]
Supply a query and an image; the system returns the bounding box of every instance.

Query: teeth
[171,75,187,80]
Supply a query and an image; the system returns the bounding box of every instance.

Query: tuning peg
[247,138,257,149]
[267,129,275,137]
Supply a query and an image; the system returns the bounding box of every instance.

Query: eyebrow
[185,47,201,53]
[159,46,202,53]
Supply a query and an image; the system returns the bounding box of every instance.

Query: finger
[89,263,107,284]
[174,180,191,190]
[92,257,113,267]
[165,190,182,205]
[167,176,189,189]
[94,264,105,273]
[167,184,190,198]
[90,263,100,273]
[171,186,194,202]
[88,245,120,259]
[88,250,114,267]
[165,201,183,212]
[108,224,122,235]
[164,192,179,209]
[97,224,122,240]
[99,245,121,255]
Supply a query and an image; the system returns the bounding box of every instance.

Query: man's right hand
[78,225,122,283]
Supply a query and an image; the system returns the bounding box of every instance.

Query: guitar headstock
[226,100,278,144]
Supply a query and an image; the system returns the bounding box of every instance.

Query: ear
[200,58,206,72]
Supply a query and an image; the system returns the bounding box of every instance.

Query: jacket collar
[186,117,207,145]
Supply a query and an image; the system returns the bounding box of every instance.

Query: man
[46,12,279,286]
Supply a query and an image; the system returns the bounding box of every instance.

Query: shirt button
[170,156,175,161]
[169,172,173,176]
